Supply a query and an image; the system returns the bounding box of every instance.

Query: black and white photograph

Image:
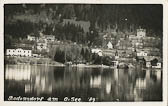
[2,1,168,105]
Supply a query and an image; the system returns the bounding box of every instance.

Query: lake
[4,64,162,102]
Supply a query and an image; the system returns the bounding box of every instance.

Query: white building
[137,51,148,57]
[112,61,119,67]
[6,48,32,57]
[37,42,48,51]
[91,49,103,56]
[32,54,40,58]
[146,61,151,68]
[27,35,36,41]
[137,28,146,38]
[45,35,55,42]
[115,51,119,59]
[129,34,136,39]
[107,41,113,49]
[152,62,162,69]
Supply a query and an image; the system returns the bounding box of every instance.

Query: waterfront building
[146,61,151,68]
[91,48,103,56]
[152,62,162,69]
[6,48,32,57]
[111,60,119,67]
[115,50,119,59]
[137,51,148,57]
[116,40,132,50]
[129,34,136,39]
[32,53,40,58]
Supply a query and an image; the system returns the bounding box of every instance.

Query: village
[5,17,162,69]
[4,4,164,102]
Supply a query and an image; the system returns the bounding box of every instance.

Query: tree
[54,49,65,63]
[151,58,158,66]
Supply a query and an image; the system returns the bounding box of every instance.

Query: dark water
[4,64,162,102]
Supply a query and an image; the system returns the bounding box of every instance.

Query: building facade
[91,49,103,56]
[36,42,48,51]
[137,28,146,38]
[6,48,32,57]
[137,51,148,57]
[27,35,36,41]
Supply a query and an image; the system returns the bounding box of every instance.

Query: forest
[5,4,163,39]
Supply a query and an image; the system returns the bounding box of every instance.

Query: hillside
[4,4,163,48]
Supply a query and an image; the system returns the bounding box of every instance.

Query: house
[144,56,153,68]
[36,41,48,51]
[107,41,113,49]
[115,51,119,59]
[129,34,136,39]
[91,49,103,56]
[27,35,36,41]
[137,28,146,38]
[111,61,119,67]
[44,35,55,42]
[137,51,148,57]
[6,48,32,57]
[146,61,151,68]
[116,40,132,50]
[152,62,162,69]
[32,53,41,58]
[102,49,116,57]
[144,56,162,69]
[37,33,55,43]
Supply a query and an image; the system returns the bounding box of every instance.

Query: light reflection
[90,75,101,88]
[5,65,162,101]
[105,81,111,94]
[135,78,146,89]
[5,65,31,81]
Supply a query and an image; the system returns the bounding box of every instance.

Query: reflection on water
[4,65,162,101]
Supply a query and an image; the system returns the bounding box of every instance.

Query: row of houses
[103,28,160,50]
[6,48,40,58]
[27,34,55,43]
[27,33,56,52]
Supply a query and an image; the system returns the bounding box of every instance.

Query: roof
[144,56,162,62]
[7,47,32,50]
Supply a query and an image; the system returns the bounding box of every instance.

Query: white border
[0,0,167,106]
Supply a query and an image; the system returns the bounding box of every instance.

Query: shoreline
[5,63,112,68]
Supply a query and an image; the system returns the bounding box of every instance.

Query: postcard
[0,0,168,106]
